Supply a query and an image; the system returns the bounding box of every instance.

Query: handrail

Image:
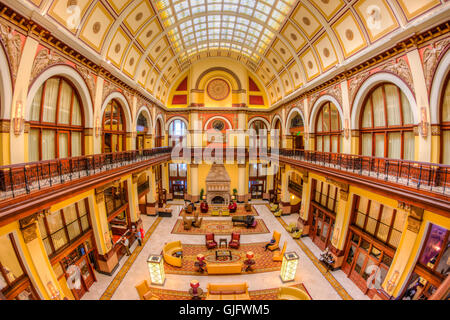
[0,147,172,200]
[279,148,450,195]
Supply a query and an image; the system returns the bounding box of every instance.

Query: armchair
[182,212,193,230]
[185,202,195,214]
[193,211,203,227]
[267,231,281,251]
[200,201,209,213]
[205,233,217,249]
[229,232,240,249]
[228,201,237,213]
[272,241,287,262]
[292,229,303,239]
[135,280,158,300]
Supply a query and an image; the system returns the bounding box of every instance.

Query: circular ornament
[207,79,230,101]
[212,120,225,131]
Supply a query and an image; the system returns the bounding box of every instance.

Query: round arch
[0,43,12,120]
[351,72,419,130]
[248,116,271,130]
[136,105,153,133]
[195,67,242,91]
[271,114,284,133]
[165,116,189,131]
[154,113,165,136]
[430,49,450,124]
[309,95,344,133]
[26,65,94,128]
[100,92,133,133]
[204,116,233,131]
[286,107,306,134]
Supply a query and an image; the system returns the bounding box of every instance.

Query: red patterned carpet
[179,205,258,217]
[147,283,311,300]
[171,219,269,235]
[164,242,281,275]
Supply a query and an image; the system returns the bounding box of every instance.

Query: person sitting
[263,237,276,251]
[200,201,209,213]
[228,201,237,213]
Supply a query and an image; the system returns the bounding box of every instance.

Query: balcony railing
[0,147,172,201]
[279,149,450,196]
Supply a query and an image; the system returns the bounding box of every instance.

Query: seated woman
[200,201,209,213]
[263,237,276,251]
[228,201,237,213]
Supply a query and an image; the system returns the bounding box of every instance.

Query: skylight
[155,0,295,64]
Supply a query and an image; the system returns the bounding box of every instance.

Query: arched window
[136,113,149,151]
[249,120,267,134]
[155,119,162,147]
[289,113,304,150]
[273,119,282,149]
[29,77,84,161]
[168,119,186,147]
[102,99,126,153]
[315,102,342,153]
[360,83,414,160]
[441,76,450,164]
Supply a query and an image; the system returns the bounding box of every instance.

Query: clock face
[207,79,230,101]
[212,119,225,131]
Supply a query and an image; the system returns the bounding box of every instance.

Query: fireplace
[206,164,231,205]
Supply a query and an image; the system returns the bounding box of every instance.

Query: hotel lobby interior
[0,0,449,302]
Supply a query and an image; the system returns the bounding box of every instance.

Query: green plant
[200,188,204,199]
[232,188,237,195]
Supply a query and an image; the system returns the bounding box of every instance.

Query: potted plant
[200,188,205,201]
[232,188,237,199]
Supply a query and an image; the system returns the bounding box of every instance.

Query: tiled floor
[82,202,369,300]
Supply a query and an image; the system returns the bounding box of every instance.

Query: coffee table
[215,250,232,261]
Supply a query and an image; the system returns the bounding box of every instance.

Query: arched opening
[211,196,225,205]
[314,101,342,153]
[28,77,84,161]
[289,112,304,150]
[168,119,187,147]
[441,74,450,164]
[136,112,149,151]
[359,83,414,160]
[102,99,126,153]
[273,118,282,149]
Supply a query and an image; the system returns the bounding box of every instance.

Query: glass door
[308,205,335,250]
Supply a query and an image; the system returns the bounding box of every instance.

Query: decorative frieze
[349,71,370,104]
[0,22,22,82]
[431,124,441,136]
[423,38,450,92]
[398,202,424,233]
[380,58,414,91]
[30,48,66,84]
[75,64,96,102]
[19,213,39,243]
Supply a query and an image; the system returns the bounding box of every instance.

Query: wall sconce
[344,119,350,140]
[419,107,429,138]
[147,254,165,285]
[280,251,299,282]
[13,100,24,136]
[47,281,61,300]
[95,116,101,137]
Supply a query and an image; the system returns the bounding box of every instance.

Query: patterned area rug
[171,218,270,235]
[164,242,281,275]
[147,283,311,300]
[179,205,258,217]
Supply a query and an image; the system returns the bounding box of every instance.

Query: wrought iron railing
[278,149,450,195]
[0,147,172,200]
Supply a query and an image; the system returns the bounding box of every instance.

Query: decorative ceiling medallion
[207,79,230,101]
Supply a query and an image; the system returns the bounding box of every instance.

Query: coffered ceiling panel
[107,28,131,68]
[332,10,368,58]
[79,2,114,52]
[313,33,338,71]
[123,0,155,35]
[291,4,322,39]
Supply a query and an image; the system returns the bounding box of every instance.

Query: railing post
[23,166,30,194]
[58,161,64,184]
[49,162,52,187]
[417,165,423,189]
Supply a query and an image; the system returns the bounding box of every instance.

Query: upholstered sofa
[273,241,287,262]
[135,280,158,300]
[206,262,242,275]
[205,282,250,300]
[163,241,183,267]
[277,286,311,300]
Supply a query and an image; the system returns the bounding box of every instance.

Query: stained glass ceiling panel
[155,0,296,64]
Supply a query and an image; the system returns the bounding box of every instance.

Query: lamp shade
[280,251,299,282]
[147,254,165,285]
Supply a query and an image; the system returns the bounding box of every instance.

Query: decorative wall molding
[423,38,450,92]
[30,49,66,84]
[379,58,414,92]
[0,22,22,82]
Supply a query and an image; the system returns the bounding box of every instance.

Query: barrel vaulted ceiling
[19,0,450,107]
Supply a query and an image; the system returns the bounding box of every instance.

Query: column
[19,214,66,300]
[382,204,424,299]
[162,163,171,200]
[128,175,141,225]
[93,77,104,155]
[93,189,119,275]
[146,167,157,214]
[298,171,311,233]
[237,163,247,202]
[329,182,351,269]
[190,164,199,203]
[280,165,291,213]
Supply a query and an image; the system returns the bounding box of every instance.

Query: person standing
[139,227,145,244]
[122,237,131,256]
